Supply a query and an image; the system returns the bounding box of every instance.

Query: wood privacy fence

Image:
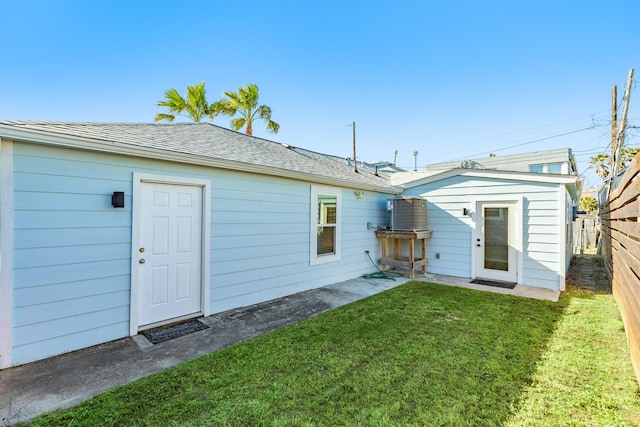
[572,214,598,254]
[600,153,640,385]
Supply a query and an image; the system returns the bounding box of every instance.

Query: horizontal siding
[14,226,131,249]
[404,175,564,289]
[12,142,393,365]
[12,320,128,365]
[14,275,129,306]
[209,176,389,311]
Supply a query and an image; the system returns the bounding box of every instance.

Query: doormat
[142,319,209,344]
[470,279,517,289]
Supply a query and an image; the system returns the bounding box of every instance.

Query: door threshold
[138,312,203,332]
[470,278,517,289]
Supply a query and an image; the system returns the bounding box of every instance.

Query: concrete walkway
[0,273,559,424]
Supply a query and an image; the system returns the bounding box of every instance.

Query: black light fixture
[112,191,125,208]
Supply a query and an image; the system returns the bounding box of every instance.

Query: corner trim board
[0,138,14,368]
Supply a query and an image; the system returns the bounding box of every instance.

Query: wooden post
[380,237,387,271]
[421,238,427,274]
[409,238,415,279]
[611,69,635,184]
[611,85,617,172]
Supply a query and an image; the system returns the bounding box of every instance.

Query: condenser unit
[388,197,428,231]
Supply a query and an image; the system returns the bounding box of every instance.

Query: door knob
[139,259,146,264]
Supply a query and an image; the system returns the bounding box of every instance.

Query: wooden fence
[600,153,640,385]
[572,214,598,254]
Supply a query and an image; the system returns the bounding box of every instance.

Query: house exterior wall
[402,175,567,291]
[8,141,391,366]
[425,148,574,174]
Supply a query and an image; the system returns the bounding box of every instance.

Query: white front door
[476,201,518,283]
[136,182,203,328]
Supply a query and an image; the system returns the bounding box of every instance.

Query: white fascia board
[0,125,402,195]
[401,168,577,188]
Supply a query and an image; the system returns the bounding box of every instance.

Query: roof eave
[0,124,402,194]
[401,168,578,189]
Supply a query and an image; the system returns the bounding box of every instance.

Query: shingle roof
[0,121,399,193]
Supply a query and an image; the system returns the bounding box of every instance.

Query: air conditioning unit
[388,197,428,231]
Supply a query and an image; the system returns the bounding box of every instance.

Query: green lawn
[24,279,640,426]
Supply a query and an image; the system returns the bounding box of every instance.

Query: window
[529,164,544,173]
[310,186,341,265]
[547,163,562,174]
[529,163,564,174]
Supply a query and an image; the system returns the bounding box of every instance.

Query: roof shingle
[0,121,398,192]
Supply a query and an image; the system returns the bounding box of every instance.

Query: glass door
[477,202,517,282]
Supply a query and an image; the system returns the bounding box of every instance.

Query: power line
[448,125,602,162]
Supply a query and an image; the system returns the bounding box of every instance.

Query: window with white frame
[529,162,564,174]
[310,186,341,265]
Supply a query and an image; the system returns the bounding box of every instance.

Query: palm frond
[154,113,176,122]
[230,117,246,132]
[212,99,236,116]
[266,119,280,134]
[156,82,215,122]
[258,105,272,120]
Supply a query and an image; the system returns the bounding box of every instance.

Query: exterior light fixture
[112,192,125,208]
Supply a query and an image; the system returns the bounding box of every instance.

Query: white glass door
[476,202,517,282]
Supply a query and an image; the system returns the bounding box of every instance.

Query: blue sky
[1,1,637,188]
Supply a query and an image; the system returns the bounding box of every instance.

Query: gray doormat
[470,279,517,289]
[142,319,209,344]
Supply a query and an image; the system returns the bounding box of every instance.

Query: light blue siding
[11,142,392,365]
[404,175,565,290]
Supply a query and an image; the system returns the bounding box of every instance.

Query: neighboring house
[0,121,579,368]
[425,148,577,176]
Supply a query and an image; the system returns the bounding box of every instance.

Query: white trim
[310,185,342,265]
[130,172,211,336]
[558,186,567,291]
[403,168,577,189]
[0,138,14,368]
[471,197,524,284]
[0,125,401,194]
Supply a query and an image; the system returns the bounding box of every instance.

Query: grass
[23,268,640,426]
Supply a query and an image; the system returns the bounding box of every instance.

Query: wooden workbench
[375,230,432,279]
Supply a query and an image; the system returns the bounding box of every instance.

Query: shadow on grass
[566,253,611,298]
[25,282,568,427]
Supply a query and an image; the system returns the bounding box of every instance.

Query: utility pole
[611,69,634,188]
[610,85,617,172]
[352,121,358,173]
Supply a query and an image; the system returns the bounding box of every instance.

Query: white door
[476,201,518,283]
[137,182,203,328]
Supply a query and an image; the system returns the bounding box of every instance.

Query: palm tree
[590,147,640,179]
[590,153,611,179]
[155,81,216,123]
[213,83,279,135]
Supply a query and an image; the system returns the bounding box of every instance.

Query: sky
[0,1,638,189]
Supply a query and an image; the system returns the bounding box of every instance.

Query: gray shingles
[0,121,396,191]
